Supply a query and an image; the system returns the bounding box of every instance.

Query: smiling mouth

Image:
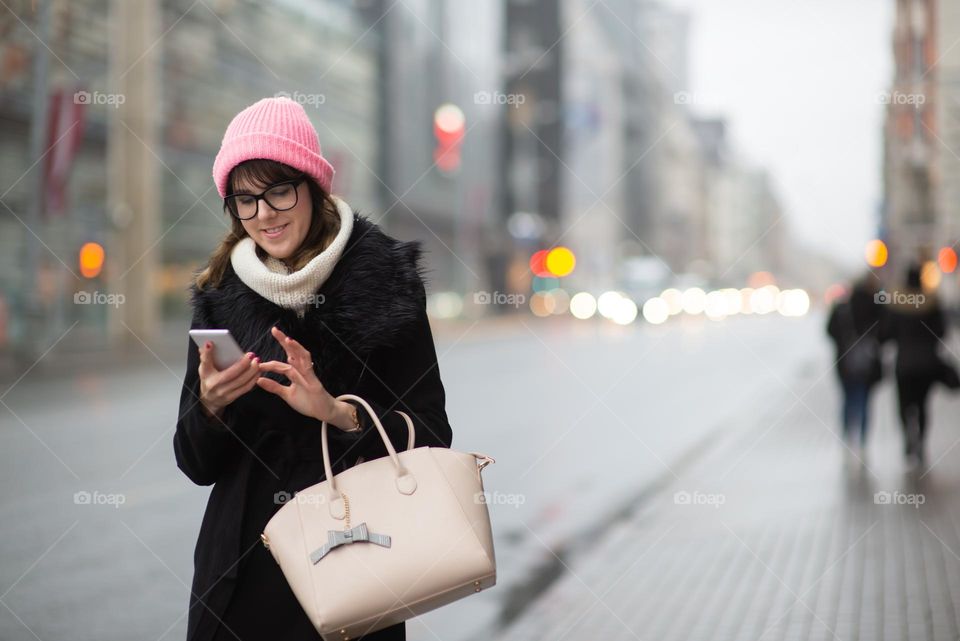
[262,223,289,237]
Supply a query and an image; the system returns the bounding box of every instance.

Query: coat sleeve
[339,288,453,460]
[826,303,841,344]
[173,313,243,486]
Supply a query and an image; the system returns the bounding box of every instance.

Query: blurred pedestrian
[173,97,453,641]
[881,264,951,466]
[826,274,884,455]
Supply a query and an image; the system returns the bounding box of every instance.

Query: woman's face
[235,178,312,261]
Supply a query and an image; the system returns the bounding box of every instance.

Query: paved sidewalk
[495,361,960,641]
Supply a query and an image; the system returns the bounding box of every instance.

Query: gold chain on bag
[341,492,351,529]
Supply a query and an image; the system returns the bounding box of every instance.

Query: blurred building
[498,0,565,303]
[631,0,710,278]
[936,0,960,304]
[559,0,631,293]
[0,0,420,358]
[361,0,503,296]
[498,0,787,302]
[882,0,939,281]
[504,0,707,296]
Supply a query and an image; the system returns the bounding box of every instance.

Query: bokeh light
[642,297,669,324]
[865,239,888,268]
[79,242,105,279]
[545,247,576,277]
[570,292,597,319]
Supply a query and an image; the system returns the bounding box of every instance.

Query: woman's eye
[237,196,255,206]
[270,185,292,197]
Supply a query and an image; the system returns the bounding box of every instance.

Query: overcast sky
[664,0,894,268]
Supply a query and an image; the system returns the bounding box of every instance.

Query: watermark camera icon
[874,290,925,308]
[73,90,125,108]
[673,489,725,508]
[473,290,526,307]
[874,490,925,508]
[74,490,125,508]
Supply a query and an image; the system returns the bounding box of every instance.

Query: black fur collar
[189,211,428,392]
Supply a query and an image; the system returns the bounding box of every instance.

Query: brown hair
[194,159,341,290]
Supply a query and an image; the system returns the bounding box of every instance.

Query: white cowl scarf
[229,195,354,317]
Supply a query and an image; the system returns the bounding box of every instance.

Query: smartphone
[189,329,246,370]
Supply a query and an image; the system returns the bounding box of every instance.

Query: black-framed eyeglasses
[224,178,305,220]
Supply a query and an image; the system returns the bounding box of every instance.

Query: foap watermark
[275,292,326,309]
[74,490,126,509]
[473,290,525,307]
[877,90,926,108]
[74,290,125,308]
[673,90,721,107]
[874,490,925,508]
[74,90,125,108]
[474,491,525,507]
[474,90,526,108]
[274,491,328,506]
[874,290,925,308]
[673,490,726,509]
[275,90,326,107]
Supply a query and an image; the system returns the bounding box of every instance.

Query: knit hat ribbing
[212,97,335,198]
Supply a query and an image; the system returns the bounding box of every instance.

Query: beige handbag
[260,394,497,640]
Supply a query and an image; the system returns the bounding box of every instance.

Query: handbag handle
[320,394,418,519]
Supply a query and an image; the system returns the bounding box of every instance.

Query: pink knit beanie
[212,97,335,198]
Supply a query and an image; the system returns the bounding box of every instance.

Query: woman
[882,264,947,466]
[826,275,884,454]
[173,96,453,641]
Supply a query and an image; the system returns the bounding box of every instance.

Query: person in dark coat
[173,97,453,641]
[826,275,884,453]
[881,264,947,465]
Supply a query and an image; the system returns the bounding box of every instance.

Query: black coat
[880,290,946,380]
[826,285,884,386]
[173,212,453,641]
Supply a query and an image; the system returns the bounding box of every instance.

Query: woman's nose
[257,198,277,219]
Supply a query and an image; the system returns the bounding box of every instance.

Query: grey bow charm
[310,522,391,564]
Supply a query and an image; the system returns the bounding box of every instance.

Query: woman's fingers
[256,375,289,399]
[271,326,313,372]
[257,359,309,387]
[220,357,261,397]
[211,353,257,393]
[198,342,218,377]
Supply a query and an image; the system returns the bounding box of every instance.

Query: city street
[1,1,955,639]
[0,312,825,641]
[493,337,960,641]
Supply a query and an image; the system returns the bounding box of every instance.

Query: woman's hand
[257,326,358,431]
[198,342,260,419]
